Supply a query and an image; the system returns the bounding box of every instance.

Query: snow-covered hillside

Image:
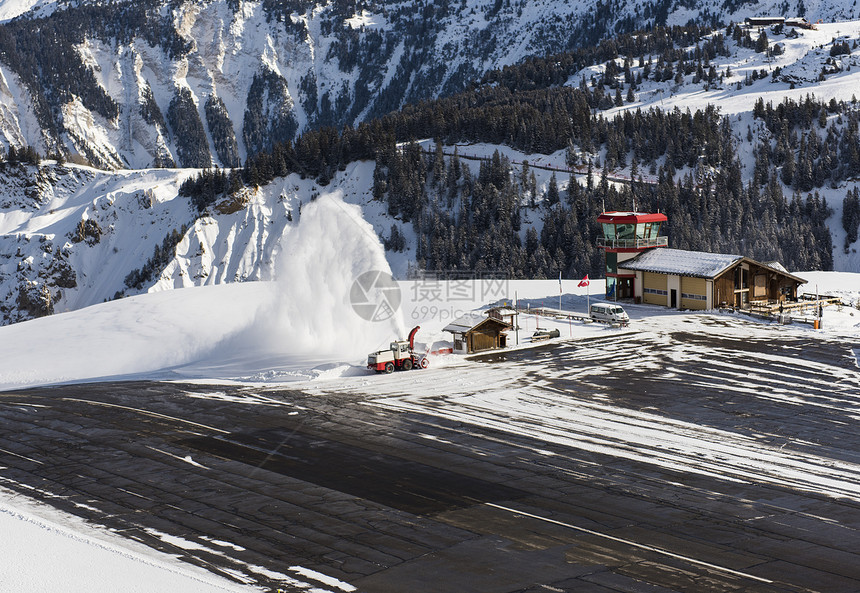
[564,19,860,272]
[2,15,860,324]
[0,0,859,169]
[583,22,860,116]
[0,163,193,323]
[0,158,404,324]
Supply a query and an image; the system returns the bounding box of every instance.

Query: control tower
[597,211,668,300]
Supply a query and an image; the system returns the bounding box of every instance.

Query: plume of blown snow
[230,190,405,362]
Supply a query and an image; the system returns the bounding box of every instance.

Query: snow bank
[0,487,256,593]
[0,282,265,390]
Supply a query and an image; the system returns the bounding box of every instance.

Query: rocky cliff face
[0,0,854,170]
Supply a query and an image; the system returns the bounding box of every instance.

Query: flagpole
[558,271,562,312]
[515,290,519,345]
[578,275,591,315]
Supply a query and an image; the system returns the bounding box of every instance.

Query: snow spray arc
[350,270,401,322]
[266,190,405,359]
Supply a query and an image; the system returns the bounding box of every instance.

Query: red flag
[578,275,590,288]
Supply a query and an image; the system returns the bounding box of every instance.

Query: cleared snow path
[311,313,860,502]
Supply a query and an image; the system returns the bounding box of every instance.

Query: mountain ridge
[0,11,859,325]
[0,0,857,170]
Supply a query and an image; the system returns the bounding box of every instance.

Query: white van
[590,303,629,324]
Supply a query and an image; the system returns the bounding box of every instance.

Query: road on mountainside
[1,323,860,593]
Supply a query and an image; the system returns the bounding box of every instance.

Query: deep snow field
[0,485,261,593]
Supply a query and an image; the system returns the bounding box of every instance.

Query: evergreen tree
[755,29,769,53]
[843,187,860,250]
[546,173,560,206]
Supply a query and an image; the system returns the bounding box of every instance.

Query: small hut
[443,313,512,354]
[486,306,518,328]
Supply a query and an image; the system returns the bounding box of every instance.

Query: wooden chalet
[486,306,518,327]
[745,16,785,27]
[443,313,511,354]
[617,248,807,310]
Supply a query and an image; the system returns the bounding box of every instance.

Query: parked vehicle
[590,304,630,325]
[532,327,561,341]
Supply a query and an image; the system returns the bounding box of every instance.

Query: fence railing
[597,236,668,249]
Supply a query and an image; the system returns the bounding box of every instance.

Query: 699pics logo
[349,270,402,322]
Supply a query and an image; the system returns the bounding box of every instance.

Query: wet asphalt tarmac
[2,327,860,592]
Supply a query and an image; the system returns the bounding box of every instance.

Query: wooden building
[596,211,668,299]
[745,16,785,27]
[486,306,518,327]
[618,248,806,310]
[443,313,511,354]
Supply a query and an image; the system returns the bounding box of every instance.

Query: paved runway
[2,325,860,592]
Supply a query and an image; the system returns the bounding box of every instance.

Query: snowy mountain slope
[153,161,396,290]
[591,22,860,117]
[0,155,414,324]
[3,17,860,325]
[0,138,572,325]
[0,163,194,323]
[2,0,860,169]
[561,20,860,271]
[0,0,52,21]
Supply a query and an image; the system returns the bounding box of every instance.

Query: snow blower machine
[367,326,428,373]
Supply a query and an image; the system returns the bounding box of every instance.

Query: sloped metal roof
[443,313,511,333]
[762,261,788,273]
[443,313,490,333]
[618,248,742,278]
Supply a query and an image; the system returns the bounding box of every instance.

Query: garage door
[643,272,668,306]
[681,276,707,310]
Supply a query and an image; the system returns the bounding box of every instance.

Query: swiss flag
[577,275,590,288]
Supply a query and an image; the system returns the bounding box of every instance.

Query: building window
[602,223,616,239]
[605,252,617,274]
[617,224,635,240]
[681,293,707,300]
[644,287,668,296]
[734,267,750,290]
